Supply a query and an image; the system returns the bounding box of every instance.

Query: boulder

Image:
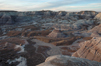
[37,55,101,66]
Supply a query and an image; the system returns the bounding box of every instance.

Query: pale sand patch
[15,45,25,53]
[14,39,29,53]
[7,56,27,66]
[32,39,62,56]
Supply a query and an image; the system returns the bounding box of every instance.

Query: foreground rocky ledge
[37,55,101,66]
[72,37,101,62]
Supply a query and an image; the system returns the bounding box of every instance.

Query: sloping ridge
[47,29,65,38]
[94,13,101,20]
[72,37,101,62]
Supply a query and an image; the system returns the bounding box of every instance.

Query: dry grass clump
[7,31,22,36]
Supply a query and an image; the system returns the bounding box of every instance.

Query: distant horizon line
[0,10,101,12]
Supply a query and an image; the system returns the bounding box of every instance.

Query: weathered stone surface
[0,11,17,25]
[37,55,101,66]
[72,37,101,62]
[0,11,98,25]
[0,10,101,66]
[88,24,101,37]
[47,29,65,38]
[94,13,101,20]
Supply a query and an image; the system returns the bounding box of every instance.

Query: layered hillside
[0,10,99,25]
[72,37,101,62]
[0,10,101,66]
[94,13,101,20]
[0,11,32,25]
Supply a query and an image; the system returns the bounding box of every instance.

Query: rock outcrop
[88,24,101,37]
[77,11,98,19]
[47,29,65,38]
[72,37,101,62]
[0,11,17,25]
[94,13,101,20]
[0,10,99,25]
[37,55,101,66]
[0,11,32,25]
[57,19,95,31]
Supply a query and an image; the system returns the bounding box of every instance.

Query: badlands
[0,10,101,66]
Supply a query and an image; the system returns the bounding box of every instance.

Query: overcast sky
[0,0,101,11]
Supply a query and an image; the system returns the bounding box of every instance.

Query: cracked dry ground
[0,39,50,66]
